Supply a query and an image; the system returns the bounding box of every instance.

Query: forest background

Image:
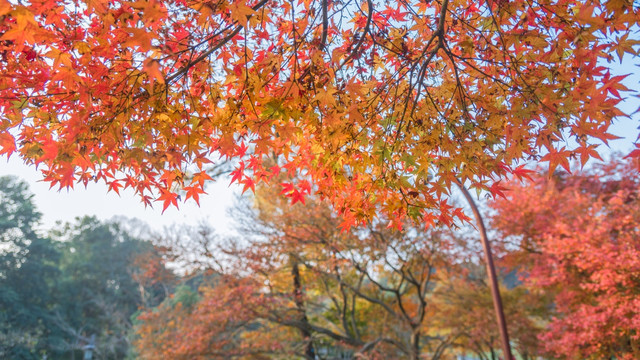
[2,152,639,360]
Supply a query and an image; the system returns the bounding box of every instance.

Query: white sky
[0,156,242,235]
[1,58,638,235]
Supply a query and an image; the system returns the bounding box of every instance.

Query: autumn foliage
[2,0,640,357]
[134,277,294,359]
[491,157,640,359]
[130,156,640,359]
[1,0,638,227]
[133,181,554,359]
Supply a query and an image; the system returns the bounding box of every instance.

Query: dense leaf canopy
[1,0,638,227]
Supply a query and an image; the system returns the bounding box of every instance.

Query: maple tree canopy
[0,0,638,228]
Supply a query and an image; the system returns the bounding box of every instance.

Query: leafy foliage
[491,156,640,359]
[0,176,60,359]
[1,0,637,227]
[135,182,549,359]
[0,177,173,359]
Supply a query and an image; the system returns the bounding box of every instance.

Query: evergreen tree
[0,176,60,359]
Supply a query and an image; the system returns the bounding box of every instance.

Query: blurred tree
[491,157,640,359]
[50,216,173,359]
[431,261,549,360]
[0,176,60,359]
[136,185,483,359]
[0,177,173,359]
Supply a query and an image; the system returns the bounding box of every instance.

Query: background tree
[50,216,172,359]
[135,183,550,359]
[134,274,295,360]
[0,176,60,359]
[232,184,470,359]
[0,177,172,360]
[431,260,549,360]
[490,156,640,359]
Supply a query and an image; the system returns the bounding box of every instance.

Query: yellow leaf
[74,42,91,55]
[313,87,336,106]
[229,3,256,23]
[143,59,165,84]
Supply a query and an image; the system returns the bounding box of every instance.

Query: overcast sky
[1,58,638,235]
[0,156,241,235]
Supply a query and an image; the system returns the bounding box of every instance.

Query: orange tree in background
[135,186,465,359]
[490,156,640,359]
[133,182,551,359]
[1,0,638,228]
[230,183,463,359]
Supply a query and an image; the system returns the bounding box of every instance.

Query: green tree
[0,176,60,359]
[51,216,169,359]
[0,177,172,359]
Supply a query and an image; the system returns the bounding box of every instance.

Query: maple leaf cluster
[1,0,638,226]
